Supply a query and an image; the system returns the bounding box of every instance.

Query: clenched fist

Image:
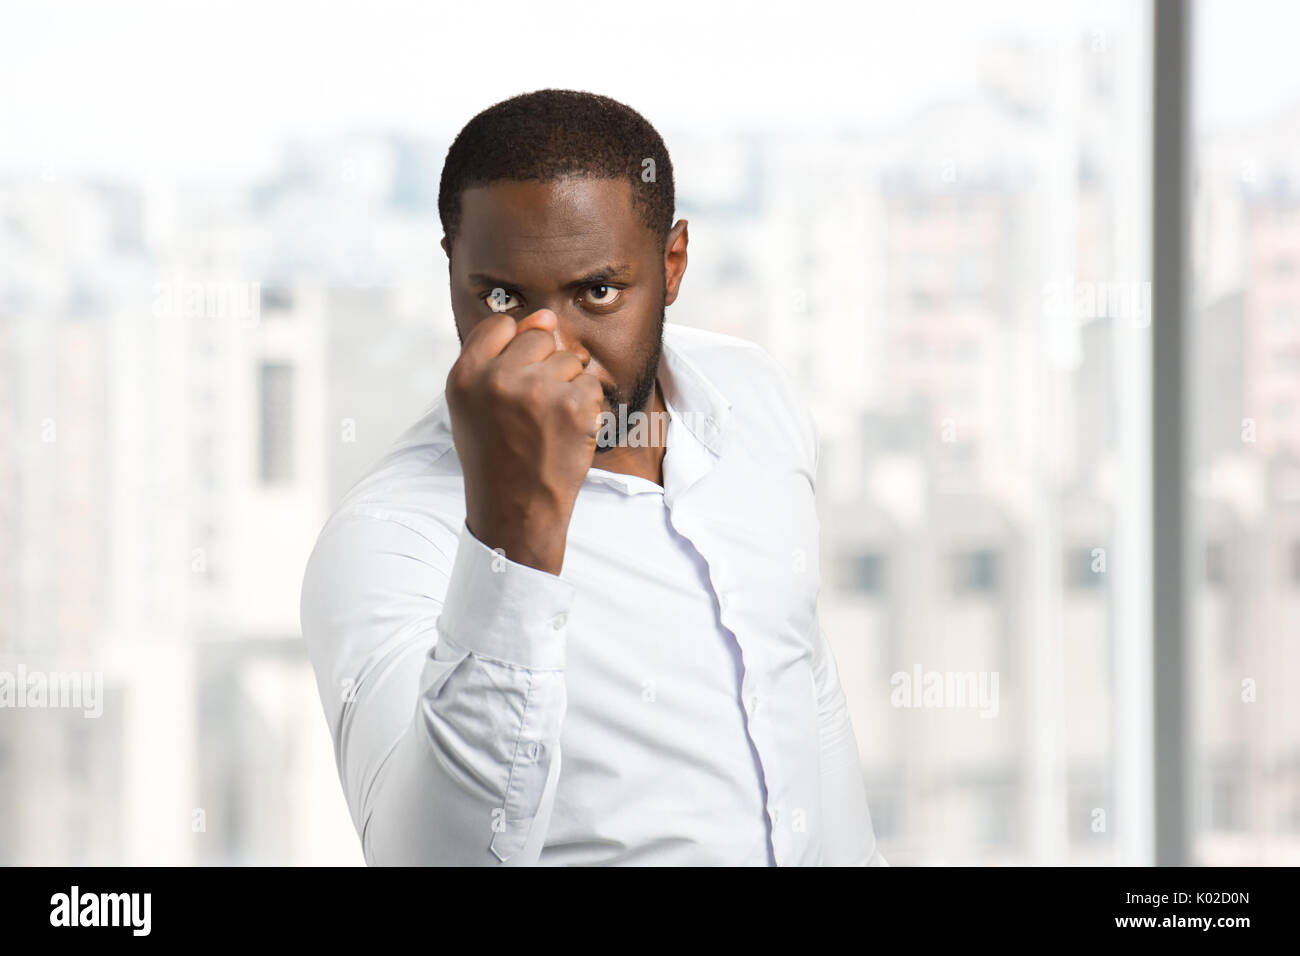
[445,308,605,575]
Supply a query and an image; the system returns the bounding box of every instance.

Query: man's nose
[552,316,591,368]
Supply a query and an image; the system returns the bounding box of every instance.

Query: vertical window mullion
[1152,0,1194,868]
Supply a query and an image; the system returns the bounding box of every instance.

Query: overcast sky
[0,0,1290,184]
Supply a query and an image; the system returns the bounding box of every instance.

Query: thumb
[515,308,557,338]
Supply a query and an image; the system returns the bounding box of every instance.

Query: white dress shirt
[300,322,887,866]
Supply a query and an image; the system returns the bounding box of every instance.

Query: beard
[595,285,666,453]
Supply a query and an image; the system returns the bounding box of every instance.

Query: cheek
[585,333,641,386]
[605,306,660,360]
[452,288,491,338]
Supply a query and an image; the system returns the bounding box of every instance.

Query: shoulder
[663,323,819,472]
[334,395,461,514]
[304,396,465,587]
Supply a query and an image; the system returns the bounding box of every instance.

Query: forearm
[357,633,566,865]
[302,514,574,865]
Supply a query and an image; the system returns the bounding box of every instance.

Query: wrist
[465,509,570,576]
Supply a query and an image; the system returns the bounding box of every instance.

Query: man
[300,89,887,866]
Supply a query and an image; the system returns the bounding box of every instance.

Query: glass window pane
[0,0,1154,865]
[1192,0,1300,865]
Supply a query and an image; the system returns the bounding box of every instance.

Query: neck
[591,380,668,486]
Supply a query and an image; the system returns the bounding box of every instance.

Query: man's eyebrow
[467,263,633,291]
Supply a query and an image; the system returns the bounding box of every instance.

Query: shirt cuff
[435,520,576,670]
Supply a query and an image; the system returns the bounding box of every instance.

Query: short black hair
[438,89,675,253]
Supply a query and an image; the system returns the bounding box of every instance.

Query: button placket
[673,480,781,866]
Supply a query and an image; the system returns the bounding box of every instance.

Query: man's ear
[664,219,688,307]
[440,236,450,258]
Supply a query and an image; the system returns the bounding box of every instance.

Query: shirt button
[749,694,759,714]
[551,612,567,630]
[719,593,729,611]
[527,741,540,760]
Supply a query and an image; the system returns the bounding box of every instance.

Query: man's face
[443,177,686,450]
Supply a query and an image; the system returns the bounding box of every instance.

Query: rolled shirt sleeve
[300,512,575,865]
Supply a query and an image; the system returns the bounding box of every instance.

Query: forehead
[453,177,651,281]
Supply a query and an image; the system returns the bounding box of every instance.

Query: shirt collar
[656,323,733,457]
[582,325,733,497]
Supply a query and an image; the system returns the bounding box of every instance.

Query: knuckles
[575,374,604,402]
[482,366,511,401]
[448,353,605,442]
[445,359,475,397]
[521,378,547,409]
[560,392,585,423]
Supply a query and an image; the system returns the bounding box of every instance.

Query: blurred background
[1,0,1296,865]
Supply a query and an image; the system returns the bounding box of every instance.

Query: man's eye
[583,284,622,307]
[484,288,519,312]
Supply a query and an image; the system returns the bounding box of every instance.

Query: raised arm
[301,302,607,864]
[300,512,576,865]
